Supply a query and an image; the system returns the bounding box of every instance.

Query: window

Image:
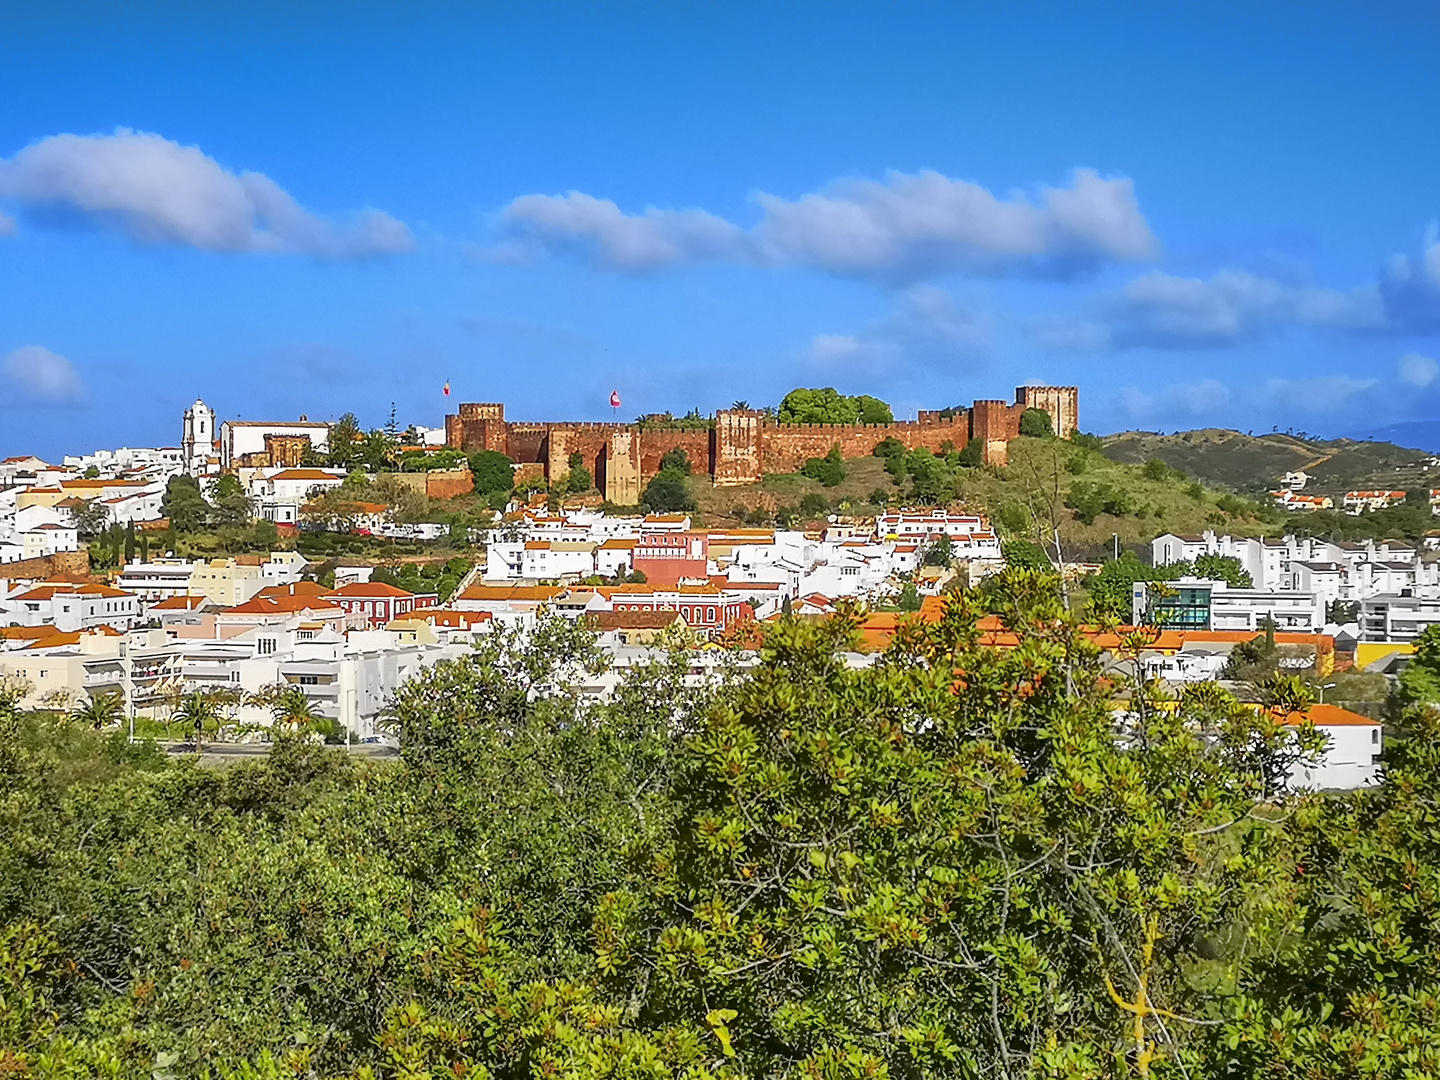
[707,607,716,622]
[297,674,319,685]
[258,638,276,656]
[1372,729,1380,744]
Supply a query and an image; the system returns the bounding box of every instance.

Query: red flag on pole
[609,390,621,408]
[442,381,451,396]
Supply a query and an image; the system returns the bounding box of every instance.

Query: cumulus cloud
[1399,351,1439,387]
[0,128,413,258]
[1117,379,1233,422]
[1257,374,1378,412]
[498,167,1156,282]
[2,345,85,404]
[1115,373,1380,429]
[1378,222,1440,332]
[1037,269,1382,351]
[497,192,745,271]
[806,286,991,374]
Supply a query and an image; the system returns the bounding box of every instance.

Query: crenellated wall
[1015,385,1079,438]
[758,415,970,476]
[444,385,1077,492]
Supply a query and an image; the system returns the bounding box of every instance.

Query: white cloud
[1259,375,1378,412]
[1399,351,1439,388]
[1039,269,1382,351]
[2,345,84,404]
[1379,222,1440,332]
[806,286,991,373]
[498,192,746,270]
[1115,373,1378,428]
[1117,379,1232,422]
[499,167,1156,281]
[0,128,413,258]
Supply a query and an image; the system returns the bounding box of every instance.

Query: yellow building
[188,558,266,607]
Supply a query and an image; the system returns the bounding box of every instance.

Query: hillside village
[4,385,1439,789]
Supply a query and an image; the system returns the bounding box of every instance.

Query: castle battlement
[444,386,1077,501]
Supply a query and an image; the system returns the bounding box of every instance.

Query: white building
[1287,706,1382,790]
[876,511,988,541]
[183,399,217,474]
[245,467,346,524]
[1151,530,1429,600]
[1,580,140,632]
[219,419,331,471]
[1132,577,1325,633]
[1358,593,1440,642]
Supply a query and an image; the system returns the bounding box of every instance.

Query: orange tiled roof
[150,595,211,610]
[458,584,567,601]
[222,594,343,616]
[269,469,342,481]
[326,581,416,598]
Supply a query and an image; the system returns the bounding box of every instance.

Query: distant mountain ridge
[1102,427,1433,495]
[1345,420,1440,455]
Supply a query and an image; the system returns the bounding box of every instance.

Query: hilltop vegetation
[691,434,1284,557]
[1104,428,1435,497]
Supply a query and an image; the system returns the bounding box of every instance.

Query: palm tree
[72,691,124,730]
[730,400,750,410]
[170,691,224,753]
[272,685,321,729]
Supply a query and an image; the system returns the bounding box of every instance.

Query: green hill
[1102,428,1436,497]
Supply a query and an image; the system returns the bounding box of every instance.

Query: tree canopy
[2,578,1438,1079]
[468,449,515,498]
[1018,406,1054,437]
[779,387,893,425]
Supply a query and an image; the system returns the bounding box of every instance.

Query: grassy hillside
[1103,428,1436,497]
[688,436,1285,560]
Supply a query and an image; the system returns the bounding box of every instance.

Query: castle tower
[1014,385,1079,438]
[182,399,214,474]
[713,410,763,486]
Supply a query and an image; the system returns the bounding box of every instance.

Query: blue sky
[3,2,1440,459]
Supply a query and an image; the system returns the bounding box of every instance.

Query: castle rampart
[444,386,1077,495]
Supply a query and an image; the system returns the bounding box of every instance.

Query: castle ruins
[445,386,1078,504]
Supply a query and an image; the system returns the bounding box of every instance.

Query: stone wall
[425,468,474,500]
[714,411,763,487]
[758,416,970,475]
[1015,385,1079,437]
[602,432,641,505]
[637,429,713,477]
[444,384,1075,486]
[0,550,90,582]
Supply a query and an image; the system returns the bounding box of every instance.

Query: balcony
[294,682,340,698]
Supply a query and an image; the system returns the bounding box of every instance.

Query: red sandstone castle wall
[637,429,713,477]
[759,417,970,475]
[444,385,1074,487]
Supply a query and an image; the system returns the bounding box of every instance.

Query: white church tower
[182,399,215,475]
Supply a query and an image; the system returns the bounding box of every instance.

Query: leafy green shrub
[1019,407,1054,438]
[659,448,693,475]
[1065,481,1132,524]
[640,469,695,513]
[468,449,515,497]
[1002,538,1051,569]
[800,444,845,487]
